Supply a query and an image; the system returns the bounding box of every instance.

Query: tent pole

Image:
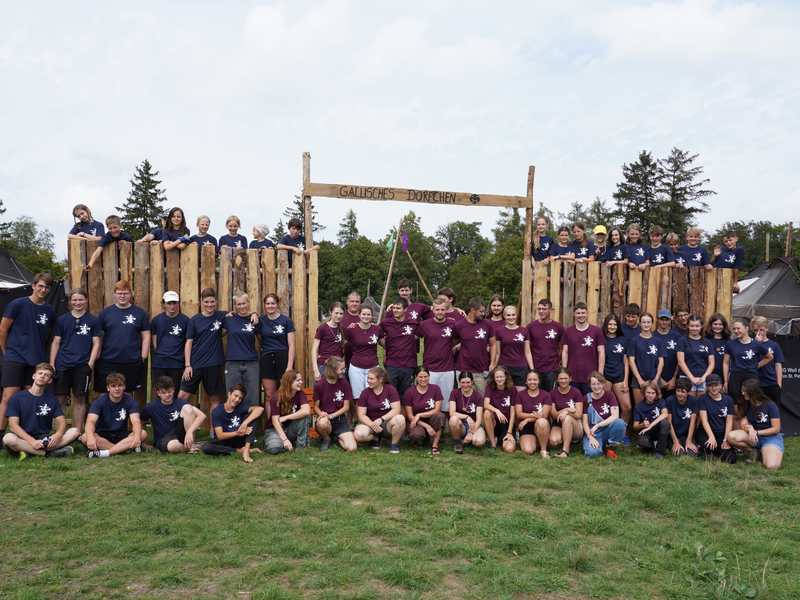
[787,222,792,258]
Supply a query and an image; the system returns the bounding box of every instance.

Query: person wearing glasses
[49,288,102,433]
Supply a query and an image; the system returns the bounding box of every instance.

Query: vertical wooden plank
[68,239,86,291]
[247,249,261,314]
[150,242,165,319]
[646,267,660,316]
[659,267,672,313]
[600,263,611,321]
[575,263,588,306]
[277,251,290,316]
[181,245,199,318]
[262,248,276,296]
[718,269,733,322]
[166,249,180,295]
[562,263,574,327]
[627,268,643,311]
[532,261,549,316]
[87,243,103,316]
[119,241,133,285]
[688,267,705,317]
[292,253,308,382]
[612,265,627,317]
[704,269,717,322]
[307,250,319,380]
[640,267,651,314]
[218,248,233,312]
[133,243,151,319]
[200,244,216,293]
[550,262,562,325]
[102,244,118,308]
[232,247,247,296]
[673,267,689,312]
[587,262,600,326]
[521,166,535,326]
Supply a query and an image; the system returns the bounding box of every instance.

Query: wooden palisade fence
[67,240,319,430]
[527,261,733,327]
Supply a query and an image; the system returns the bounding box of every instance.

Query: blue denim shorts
[754,433,784,452]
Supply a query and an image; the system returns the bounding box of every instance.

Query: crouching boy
[82,372,146,458]
[202,384,264,462]
[140,376,206,453]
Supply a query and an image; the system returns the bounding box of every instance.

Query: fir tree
[492,207,525,242]
[0,199,10,245]
[337,209,359,247]
[279,195,325,235]
[611,150,662,232]
[656,147,714,235]
[116,160,167,241]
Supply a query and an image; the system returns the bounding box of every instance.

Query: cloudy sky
[2,0,798,259]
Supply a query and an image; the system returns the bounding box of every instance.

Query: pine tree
[116,160,167,241]
[270,219,287,244]
[492,207,525,243]
[337,209,359,247]
[612,150,662,232]
[657,147,714,235]
[0,199,10,245]
[279,195,325,235]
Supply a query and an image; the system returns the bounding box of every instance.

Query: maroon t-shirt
[446,309,465,322]
[454,319,492,371]
[486,318,506,338]
[485,386,514,419]
[450,388,480,417]
[357,384,400,421]
[403,384,443,414]
[562,324,606,383]
[314,322,343,363]
[495,326,530,368]
[265,390,309,429]
[417,318,457,372]
[515,388,553,414]
[527,319,564,372]
[341,312,361,366]
[406,302,432,322]
[380,317,419,368]
[312,377,353,414]
[587,390,618,419]
[343,324,383,369]
[550,386,584,413]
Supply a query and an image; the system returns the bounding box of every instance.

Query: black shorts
[550,420,562,428]
[180,365,224,396]
[54,364,93,396]
[606,372,625,385]
[156,419,186,453]
[152,367,183,397]
[95,430,132,444]
[1,361,35,389]
[519,423,538,437]
[505,365,530,387]
[329,414,353,437]
[94,359,145,393]
[493,421,510,440]
[260,351,289,380]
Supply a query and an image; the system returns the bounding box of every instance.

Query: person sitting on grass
[549,367,584,458]
[448,371,486,454]
[695,374,736,464]
[632,380,670,458]
[666,378,699,457]
[515,369,552,459]
[202,384,264,463]
[483,366,517,453]
[82,372,146,458]
[3,363,79,460]
[353,366,405,454]
[403,365,445,454]
[140,376,206,454]
[582,372,626,460]
[728,379,783,470]
[264,370,312,454]
[312,357,357,452]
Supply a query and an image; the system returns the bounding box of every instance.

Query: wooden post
[717,269,733,321]
[102,244,118,308]
[562,263,574,327]
[276,251,290,316]
[521,166,535,325]
[688,267,705,317]
[659,268,672,313]
[532,261,548,317]
[292,253,308,382]
[575,263,588,306]
[218,249,232,312]
[766,232,770,262]
[646,267,660,316]
[303,152,313,251]
[600,264,611,320]
[704,269,717,322]
[68,239,86,291]
[181,245,199,317]
[119,242,133,284]
[133,244,150,318]
[86,244,103,316]
[150,243,165,319]
[787,222,792,257]
[378,221,402,323]
[587,262,600,326]
[232,247,247,296]
[262,248,276,296]
[247,249,261,314]
[612,265,626,317]
[200,245,216,292]
[672,267,689,312]
[308,250,319,379]
[405,248,434,303]
[166,249,180,296]
[550,262,562,324]
[627,268,642,311]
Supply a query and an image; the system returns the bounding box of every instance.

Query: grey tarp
[732,257,800,319]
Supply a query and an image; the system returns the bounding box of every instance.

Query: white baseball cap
[163,291,180,302]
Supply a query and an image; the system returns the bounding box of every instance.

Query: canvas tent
[0,248,34,290]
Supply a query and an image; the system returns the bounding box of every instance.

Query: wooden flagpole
[405,248,435,304]
[379,220,402,322]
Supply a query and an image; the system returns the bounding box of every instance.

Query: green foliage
[0,199,10,243]
[436,220,491,284]
[612,150,662,232]
[318,236,388,309]
[557,197,615,229]
[384,212,444,298]
[657,147,716,235]
[271,219,287,244]
[492,207,525,242]
[116,159,167,241]
[478,236,524,307]
[447,254,488,307]
[337,209,359,247]
[2,216,65,277]
[706,220,796,274]
[279,196,325,235]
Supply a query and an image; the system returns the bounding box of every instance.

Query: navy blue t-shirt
[89,393,140,432]
[678,336,713,378]
[633,398,666,424]
[3,297,55,365]
[98,304,150,363]
[186,311,227,368]
[758,339,784,388]
[672,247,689,267]
[548,244,572,259]
[140,398,190,445]
[679,244,711,267]
[532,235,554,262]
[725,338,769,374]
[647,245,675,266]
[627,334,666,380]
[161,227,191,243]
[6,390,63,438]
[249,239,275,250]
[279,234,312,268]
[69,220,105,238]
[698,393,734,433]
[151,312,190,369]
[567,239,595,260]
[715,246,744,269]
[666,394,698,439]
[211,402,253,433]
[224,314,259,361]
[189,234,218,252]
[148,228,164,240]
[747,402,780,432]
[627,243,648,266]
[653,329,681,381]
[219,234,248,249]
[710,336,730,379]
[98,231,133,248]
[603,336,628,379]
[600,244,630,263]
[620,323,641,341]
[52,311,102,370]
[258,313,296,355]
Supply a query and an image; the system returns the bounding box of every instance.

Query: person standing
[258,293,296,404]
[381,297,419,402]
[492,305,533,390]
[453,298,495,396]
[416,298,458,397]
[224,292,261,413]
[150,291,190,397]
[312,302,345,382]
[526,299,563,392]
[561,302,605,395]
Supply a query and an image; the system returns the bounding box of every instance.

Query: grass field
[1,432,798,600]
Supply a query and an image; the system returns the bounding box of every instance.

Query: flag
[385,230,395,253]
[402,229,409,253]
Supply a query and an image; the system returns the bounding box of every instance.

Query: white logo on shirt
[648,345,658,355]
[425,399,435,410]
[409,311,419,320]
[402,326,413,336]
[677,257,685,265]
[124,315,136,324]
[667,340,677,350]
[475,329,487,339]
[693,253,702,263]
[203,239,214,246]
[297,242,305,251]
[170,325,182,335]
[744,350,755,361]
[369,335,378,344]
[757,412,769,423]
[720,407,728,417]
[78,324,91,335]
[116,408,127,421]
[651,407,660,419]
[36,314,49,325]
[579,248,588,256]
[235,240,242,248]
[169,410,180,421]
[542,242,550,251]
[231,415,241,428]
[501,396,511,407]
[89,228,97,236]
[613,344,624,354]
[582,336,594,347]
[682,408,692,420]
[242,323,254,332]
[653,254,664,264]
[700,345,708,353]
[442,327,452,337]
[514,333,525,342]
[546,329,557,339]
[334,333,342,343]
[381,399,390,410]
[334,391,344,403]
[36,404,51,416]
[535,403,542,413]
[275,325,285,334]
[614,250,622,260]
[599,403,609,415]
[725,255,735,264]
[636,248,645,256]
[211,321,221,331]
[567,399,575,408]
[467,403,476,413]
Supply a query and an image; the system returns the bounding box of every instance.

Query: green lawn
[1,433,798,600]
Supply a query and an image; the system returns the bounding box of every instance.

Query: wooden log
[119,241,133,284]
[262,248,276,296]
[218,248,232,312]
[612,264,627,317]
[102,243,118,308]
[200,244,216,293]
[86,242,103,317]
[587,262,600,326]
[575,263,588,306]
[550,262,562,325]
[166,248,180,296]
[247,249,261,314]
[292,253,308,382]
[134,359,148,411]
[307,250,319,379]
[627,268,642,310]
[521,166,535,325]
[646,267,660,316]
[672,267,689,312]
[232,247,247,297]
[600,263,611,321]
[718,269,733,322]
[704,269,717,322]
[181,245,199,318]
[688,267,705,317]
[562,263,574,327]
[133,243,151,319]
[276,251,290,316]
[659,267,672,313]
[532,261,549,315]
[68,239,86,291]
[150,242,165,319]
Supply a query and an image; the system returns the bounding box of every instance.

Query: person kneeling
[515,369,552,459]
[353,367,406,454]
[404,366,445,454]
[3,363,80,460]
[632,380,670,458]
[448,372,487,454]
[140,376,206,454]
[582,372,626,459]
[264,370,312,454]
[82,372,146,458]
[727,380,783,470]
[203,384,264,462]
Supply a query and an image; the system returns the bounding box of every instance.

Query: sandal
[431,447,441,455]
[540,450,550,459]
[553,450,569,458]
